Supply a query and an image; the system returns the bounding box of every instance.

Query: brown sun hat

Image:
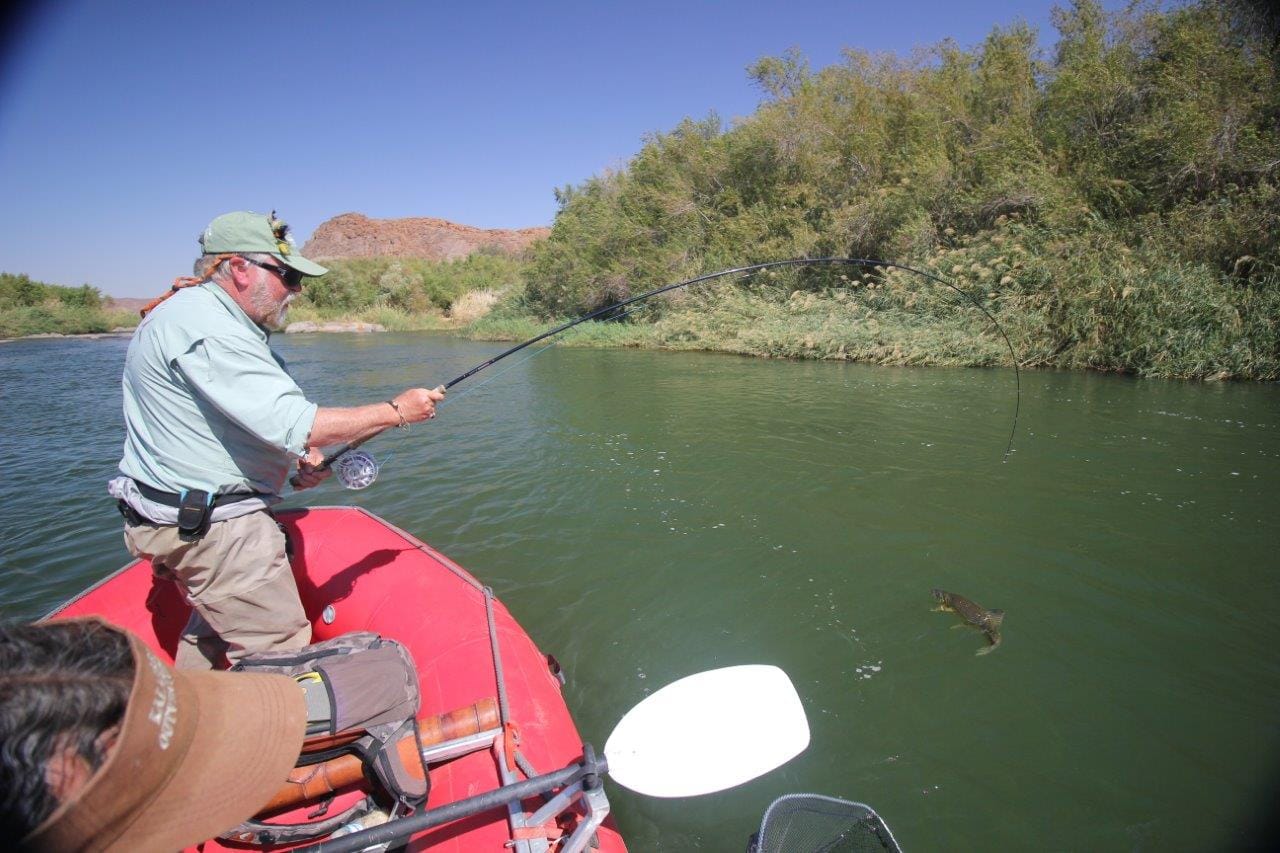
[22,619,307,853]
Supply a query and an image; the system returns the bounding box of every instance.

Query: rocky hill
[301,213,549,262]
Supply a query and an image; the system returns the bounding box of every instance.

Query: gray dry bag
[220,631,429,845]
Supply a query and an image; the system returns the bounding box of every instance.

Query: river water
[2,332,1278,851]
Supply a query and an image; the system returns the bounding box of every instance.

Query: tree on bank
[521,0,1280,379]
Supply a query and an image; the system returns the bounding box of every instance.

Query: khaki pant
[123,510,311,670]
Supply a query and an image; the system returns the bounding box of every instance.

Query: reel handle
[290,448,380,491]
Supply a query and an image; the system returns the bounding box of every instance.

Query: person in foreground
[0,617,306,852]
[109,210,445,669]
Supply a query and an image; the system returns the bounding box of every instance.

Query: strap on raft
[256,697,500,816]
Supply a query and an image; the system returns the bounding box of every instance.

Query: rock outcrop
[302,213,549,262]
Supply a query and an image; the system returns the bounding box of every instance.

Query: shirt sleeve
[173,336,318,457]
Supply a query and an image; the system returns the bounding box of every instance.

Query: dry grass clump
[448,289,501,323]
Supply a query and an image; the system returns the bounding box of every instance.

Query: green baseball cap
[199,210,328,277]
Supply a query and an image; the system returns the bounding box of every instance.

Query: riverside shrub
[298,254,527,315]
[0,273,133,337]
[518,0,1280,379]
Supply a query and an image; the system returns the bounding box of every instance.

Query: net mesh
[752,794,902,853]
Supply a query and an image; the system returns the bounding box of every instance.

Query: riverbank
[282,304,455,332]
[287,242,1280,380]
[463,275,1277,381]
[8,292,1271,383]
[0,330,134,344]
[1,305,450,342]
[0,303,139,340]
[0,274,140,339]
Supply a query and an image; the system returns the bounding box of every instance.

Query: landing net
[751,794,902,853]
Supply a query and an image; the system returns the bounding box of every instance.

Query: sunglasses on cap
[243,257,304,288]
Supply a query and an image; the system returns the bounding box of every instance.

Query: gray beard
[271,293,294,328]
[250,282,293,329]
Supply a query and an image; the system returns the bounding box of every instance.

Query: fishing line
[445,301,659,405]
[327,258,1021,489]
[442,339,561,405]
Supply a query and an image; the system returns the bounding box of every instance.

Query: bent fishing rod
[316,257,1022,488]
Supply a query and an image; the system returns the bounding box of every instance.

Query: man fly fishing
[108,211,445,669]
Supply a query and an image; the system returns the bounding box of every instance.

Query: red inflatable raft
[50,506,627,852]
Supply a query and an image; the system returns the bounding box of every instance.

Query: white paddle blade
[603,664,810,798]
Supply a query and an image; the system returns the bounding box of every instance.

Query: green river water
[1,332,1277,851]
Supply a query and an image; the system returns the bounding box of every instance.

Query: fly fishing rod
[319,257,1022,489]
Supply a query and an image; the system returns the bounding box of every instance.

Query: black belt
[133,480,264,509]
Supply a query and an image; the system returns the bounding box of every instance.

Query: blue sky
[2,1,1100,297]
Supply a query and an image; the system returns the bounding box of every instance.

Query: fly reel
[333,450,380,490]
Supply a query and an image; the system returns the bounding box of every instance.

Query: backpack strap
[220,796,376,846]
[359,719,429,804]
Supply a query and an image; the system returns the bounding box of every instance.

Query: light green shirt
[117,282,317,496]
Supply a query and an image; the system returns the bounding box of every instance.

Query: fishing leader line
[327,257,1022,489]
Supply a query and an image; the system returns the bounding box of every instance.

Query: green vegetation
[296,252,525,318]
[0,273,136,338]
[282,303,454,332]
[282,252,528,331]
[504,0,1280,379]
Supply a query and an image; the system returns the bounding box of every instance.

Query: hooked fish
[931,588,1004,655]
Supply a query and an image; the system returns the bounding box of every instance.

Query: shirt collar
[200,281,269,342]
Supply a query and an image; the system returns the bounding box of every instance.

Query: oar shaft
[295,751,608,853]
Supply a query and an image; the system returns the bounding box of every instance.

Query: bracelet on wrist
[386,399,409,430]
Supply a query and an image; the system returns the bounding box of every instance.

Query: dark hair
[0,621,134,837]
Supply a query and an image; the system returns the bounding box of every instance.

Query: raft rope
[138,253,239,317]
[393,524,540,781]
[484,586,539,781]
[375,520,552,843]
[321,256,1022,479]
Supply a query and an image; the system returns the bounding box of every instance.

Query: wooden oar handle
[417,695,497,744]
[258,697,499,815]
